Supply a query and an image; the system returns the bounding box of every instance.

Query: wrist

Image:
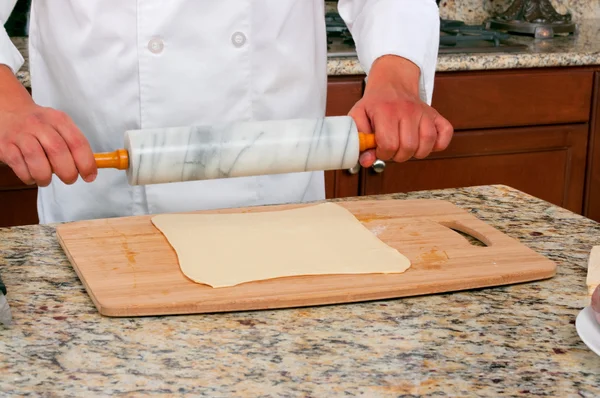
[366,55,420,97]
[0,64,35,111]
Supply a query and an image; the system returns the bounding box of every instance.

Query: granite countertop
[329,18,600,75]
[11,18,600,88]
[0,185,599,396]
[11,36,29,87]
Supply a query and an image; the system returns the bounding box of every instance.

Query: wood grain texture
[431,68,594,130]
[363,124,589,213]
[55,199,556,317]
[0,161,39,226]
[583,72,600,222]
[0,188,38,227]
[0,163,30,190]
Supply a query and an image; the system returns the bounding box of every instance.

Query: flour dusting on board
[370,225,387,237]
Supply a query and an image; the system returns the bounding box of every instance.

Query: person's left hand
[349,55,454,168]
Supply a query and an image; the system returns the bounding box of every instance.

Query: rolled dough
[150,203,411,288]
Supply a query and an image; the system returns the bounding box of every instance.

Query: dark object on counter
[0,269,11,327]
[325,11,354,47]
[324,7,529,56]
[439,19,527,53]
[4,0,30,37]
[487,0,576,38]
[0,270,5,296]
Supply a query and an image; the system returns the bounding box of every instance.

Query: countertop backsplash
[324,0,600,24]
[439,0,600,24]
[6,1,600,37]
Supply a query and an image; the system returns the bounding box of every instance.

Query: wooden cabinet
[0,188,38,227]
[0,163,38,227]
[584,72,600,221]
[322,67,600,222]
[358,67,593,215]
[431,68,593,130]
[362,124,588,213]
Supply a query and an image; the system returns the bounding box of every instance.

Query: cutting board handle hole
[439,221,490,247]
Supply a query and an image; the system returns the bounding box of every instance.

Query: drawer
[0,188,38,227]
[432,68,594,130]
[362,124,588,213]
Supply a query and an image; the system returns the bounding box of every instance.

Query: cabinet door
[584,72,600,222]
[362,124,588,213]
[432,68,593,130]
[0,163,39,227]
[324,75,364,199]
[0,189,39,227]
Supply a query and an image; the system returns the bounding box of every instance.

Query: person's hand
[349,55,454,168]
[0,104,97,187]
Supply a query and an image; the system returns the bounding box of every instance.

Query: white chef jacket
[0,0,440,224]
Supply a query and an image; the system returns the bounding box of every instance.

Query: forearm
[366,55,420,98]
[0,64,34,111]
[338,0,440,104]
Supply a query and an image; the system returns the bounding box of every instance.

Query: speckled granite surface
[328,18,600,75]
[0,185,599,396]
[325,0,599,22]
[436,18,600,72]
[439,0,600,25]
[10,36,29,87]
[11,18,600,86]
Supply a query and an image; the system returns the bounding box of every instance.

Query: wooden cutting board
[55,199,556,317]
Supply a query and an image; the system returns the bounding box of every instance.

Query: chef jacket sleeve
[0,0,25,74]
[337,0,440,105]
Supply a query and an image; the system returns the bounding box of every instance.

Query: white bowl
[576,306,600,356]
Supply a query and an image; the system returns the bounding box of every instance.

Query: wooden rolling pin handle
[94,149,129,170]
[358,132,376,152]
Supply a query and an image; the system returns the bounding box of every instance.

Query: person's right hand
[0,104,97,187]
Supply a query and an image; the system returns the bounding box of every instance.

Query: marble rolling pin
[94,116,376,185]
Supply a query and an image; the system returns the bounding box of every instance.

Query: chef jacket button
[231,32,247,47]
[148,38,164,54]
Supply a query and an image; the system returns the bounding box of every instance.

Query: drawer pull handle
[347,162,361,175]
[372,159,386,173]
